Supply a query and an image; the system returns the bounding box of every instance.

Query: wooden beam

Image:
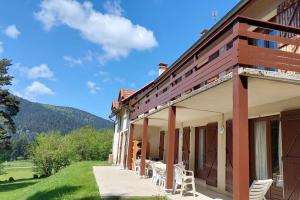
[140,118,148,176]
[127,124,134,170]
[232,67,249,200]
[166,106,176,189]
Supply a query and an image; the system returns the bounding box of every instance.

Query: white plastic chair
[158,169,166,191]
[173,164,196,197]
[151,163,159,184]
[134,160,140,175]
[249,179,273,200]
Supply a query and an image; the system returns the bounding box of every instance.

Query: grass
[0,161,166,200]
[0,167,34,180]
[0,160,34,180]
[0,161,108,200]
[2,160,34,168]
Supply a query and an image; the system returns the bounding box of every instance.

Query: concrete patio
[93,166,232,200]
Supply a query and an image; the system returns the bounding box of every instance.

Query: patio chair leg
[180,183,184,196]
[192,179,196,197]
[173,183,177,194]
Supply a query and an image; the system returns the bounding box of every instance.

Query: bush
[33,174,39,179]
[30,132,71,176]
[29,127,113,177]
[8,177,14,182]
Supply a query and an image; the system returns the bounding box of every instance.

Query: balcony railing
[129,16,300,120]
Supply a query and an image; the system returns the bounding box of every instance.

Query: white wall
[112,117,120,164]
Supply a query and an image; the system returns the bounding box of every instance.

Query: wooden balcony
[129,16,300,120]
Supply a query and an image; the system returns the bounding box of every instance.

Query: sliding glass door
[251,117,284,199]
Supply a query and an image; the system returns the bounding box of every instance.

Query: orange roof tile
[119,88,135,101]
[111,100,119,111]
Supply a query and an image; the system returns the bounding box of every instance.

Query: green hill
[14,97,113,134]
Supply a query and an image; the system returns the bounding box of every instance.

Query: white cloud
[0,41,4,54]
[25,81,55,99]
[25,64,54,80]
[148,69,156,76]
[4,25,21,39]
[63,56,83,66]
[87,81,102,94]
[35,0,157,62]
[104,0,123,16]
[63,50,94,66]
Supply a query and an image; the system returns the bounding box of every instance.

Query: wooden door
[226,121,233,192]
[281,109,300,200]
[205,122,218,187]
[174,129,179,164]
[159,131,164,161]
[182,127,190,169]
[195,126,206,179]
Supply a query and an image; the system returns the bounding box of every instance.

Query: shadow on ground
[26,185,81,200]
[0,178,37,192]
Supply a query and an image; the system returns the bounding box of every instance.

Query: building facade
[110,89,134,167]
[110,0,300,199]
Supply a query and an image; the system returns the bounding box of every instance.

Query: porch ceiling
[132,73,300,128]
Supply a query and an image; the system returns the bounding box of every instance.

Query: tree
[65,127,113,161]
[30,132,71,176]
[11,132,31,160]
[0,59,19,149]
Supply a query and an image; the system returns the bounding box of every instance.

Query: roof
[111,100,119,111]
[119,88,135,101]
[110,88,135,114]
[123,0,251,102]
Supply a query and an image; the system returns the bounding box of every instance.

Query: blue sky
[0,0,239,119]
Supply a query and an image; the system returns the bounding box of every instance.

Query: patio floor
[93,166,232,200]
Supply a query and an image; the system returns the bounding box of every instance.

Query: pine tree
[0,59,19,149]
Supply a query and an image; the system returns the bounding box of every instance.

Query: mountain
[14,97,113,134]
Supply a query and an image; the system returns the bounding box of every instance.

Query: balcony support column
[127,124,134,170]
[166,106,176,190]
[232,67,249,200]
[140,118,148,176]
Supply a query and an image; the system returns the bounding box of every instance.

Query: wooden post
[233,68,249,200]
[140,118,148,176]
[166,106,176,189]
[127,124,134,170]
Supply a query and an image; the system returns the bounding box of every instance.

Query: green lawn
[2,160,34,168]
[0,161,107,200]
[0,160,34,180]
[0,161,165,200]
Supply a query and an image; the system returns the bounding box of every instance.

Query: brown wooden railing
[129,16,300,120]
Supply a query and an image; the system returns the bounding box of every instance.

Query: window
[253,118,283,188]
[249,29,278,71]
[208,51,219,62]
